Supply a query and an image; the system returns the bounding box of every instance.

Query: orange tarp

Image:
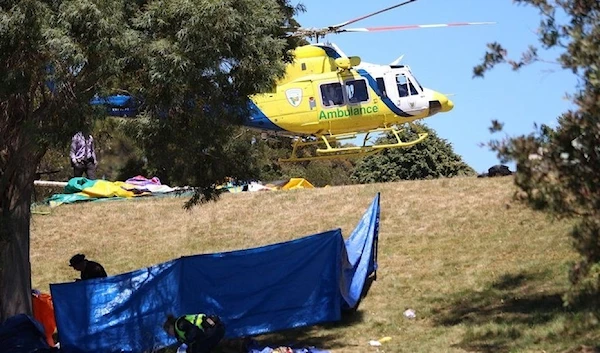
[32,292,57,346]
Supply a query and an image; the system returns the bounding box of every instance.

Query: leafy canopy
[474,0,600,305]
[119,0,304,204]
[351,124,475,183]
[0,0,302,319]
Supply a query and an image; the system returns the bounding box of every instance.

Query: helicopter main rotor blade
[329,0,418,30]
[338,21,496,33]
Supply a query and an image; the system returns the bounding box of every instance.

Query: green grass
[31,176,600,352]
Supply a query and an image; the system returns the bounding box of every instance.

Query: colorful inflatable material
[217,178,314,193]
[44,177,179,207]
[280,178,314,190]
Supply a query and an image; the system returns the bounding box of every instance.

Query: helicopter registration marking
[319,105,379,120]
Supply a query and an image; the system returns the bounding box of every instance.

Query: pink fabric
[125,175,162,186]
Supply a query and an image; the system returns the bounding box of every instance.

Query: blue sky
[293,0,578,174]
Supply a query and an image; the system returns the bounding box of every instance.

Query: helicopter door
[385,73,424,114]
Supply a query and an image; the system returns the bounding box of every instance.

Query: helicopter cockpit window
[345,79,369,104]
[410,74,424,91]
[320,83,344,107]
[396,74,419,97]
[409,80,419,95]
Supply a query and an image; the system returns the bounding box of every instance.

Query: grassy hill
[31,176,598,352]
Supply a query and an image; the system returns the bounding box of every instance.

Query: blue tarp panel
[90,95,134,107]
[51,194,380,353]
[0,314,55,353]
[52,261,183,353]
[341,192,380,309]
[180,230,344,339]
[90,95,138,117]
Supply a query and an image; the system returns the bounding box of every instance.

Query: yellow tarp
[82,180,136,198]
[281,178,314,190]
[46,178,146,207]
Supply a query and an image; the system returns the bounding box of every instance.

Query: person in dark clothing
[163,313,225,353]
[69,254,107,281]
[70,130,98,180]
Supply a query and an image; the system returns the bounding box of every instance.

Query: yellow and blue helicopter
[245,0,494,162]
[92,1,493,162]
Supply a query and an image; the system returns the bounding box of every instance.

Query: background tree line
[37,120,474,191]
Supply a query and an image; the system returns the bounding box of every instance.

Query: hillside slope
[32,176,590,352]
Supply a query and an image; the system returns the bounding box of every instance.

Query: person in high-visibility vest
[163,313,225,353]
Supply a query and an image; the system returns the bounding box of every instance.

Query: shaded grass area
[429,270,600,353]
[434,271,565,328]
[30,176,599,352]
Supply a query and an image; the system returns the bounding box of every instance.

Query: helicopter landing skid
[278,127,428,163]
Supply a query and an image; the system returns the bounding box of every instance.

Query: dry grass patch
[31,176,597,352]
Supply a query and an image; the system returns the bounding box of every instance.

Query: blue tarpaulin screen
[0,314,52,352]
[51,194,380,353]
[90,95,138,117]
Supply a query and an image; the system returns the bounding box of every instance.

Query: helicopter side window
[396,74,409,97]
[320,83,344,107]
[376,77,387,98]
[345,79,369,104]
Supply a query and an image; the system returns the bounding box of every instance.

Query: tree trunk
[0,149,40,322]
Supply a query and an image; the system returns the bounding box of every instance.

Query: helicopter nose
[443,97,454,112]
[429,91,454,115]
